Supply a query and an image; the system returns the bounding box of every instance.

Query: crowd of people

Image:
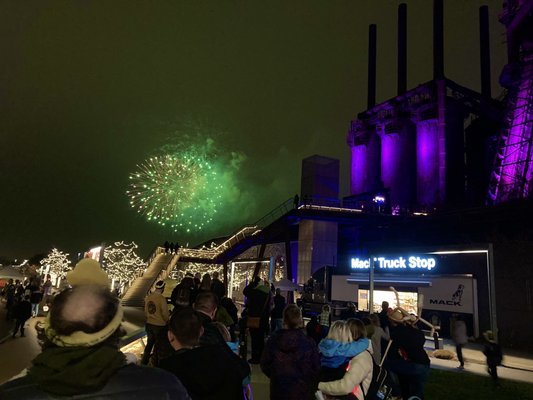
[143,272,434,399]
[1,275,54,337]
[1,262,504,400]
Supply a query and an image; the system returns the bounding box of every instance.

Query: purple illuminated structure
[346,1,502,213]
[416,119,440,207]
[487,1,533,204]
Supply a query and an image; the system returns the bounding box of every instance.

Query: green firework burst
[127,152,224,232]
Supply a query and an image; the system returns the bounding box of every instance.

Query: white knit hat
[66,258,110,288]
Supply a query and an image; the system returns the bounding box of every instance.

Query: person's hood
[272,329,308,353]
[319,338,370,358]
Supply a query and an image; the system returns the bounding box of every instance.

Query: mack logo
[429,299,462,306]
[429,284,465,307]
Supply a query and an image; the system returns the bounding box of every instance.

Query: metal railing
[253,197,294,228]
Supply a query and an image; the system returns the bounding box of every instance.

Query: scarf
[28,345,126,396]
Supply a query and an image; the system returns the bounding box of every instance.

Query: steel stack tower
[488,0,533,204]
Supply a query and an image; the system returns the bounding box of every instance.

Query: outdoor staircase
[119,198,297,305]
[121,252,177,308]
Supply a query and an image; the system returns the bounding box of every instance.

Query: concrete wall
[297,219,338,285]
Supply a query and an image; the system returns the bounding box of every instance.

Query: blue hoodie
[319,338,370,368]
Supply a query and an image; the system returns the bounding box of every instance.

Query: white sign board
[331,275,359,302]
[419,277,474,314]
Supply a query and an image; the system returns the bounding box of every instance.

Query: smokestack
[398,3,407,95]
[479,5,492,98]
[368,24,377,109]
[433,0,444,79]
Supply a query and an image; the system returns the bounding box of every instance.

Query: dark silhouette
[12,295,32,337]
[384,309,430,400]
[483,330,502,385]
[243,276,271,364]
[160,307,250,400]
[4,279,16,320]
[171,274,195,307]
[270,288,286,333]
[211,271,226,301]
[306,315,323,344]
[293,194,300,208]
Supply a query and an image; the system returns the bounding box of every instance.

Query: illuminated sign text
[350,256,436,271]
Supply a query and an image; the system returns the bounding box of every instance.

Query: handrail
[253,198,294,228]
[164,195,350,262]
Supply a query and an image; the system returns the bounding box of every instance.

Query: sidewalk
[0,316,43,384]
[428,338,533,374]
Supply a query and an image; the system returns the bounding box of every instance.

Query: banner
[419,277,474,313]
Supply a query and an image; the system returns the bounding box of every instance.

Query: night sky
[0,1,507,260]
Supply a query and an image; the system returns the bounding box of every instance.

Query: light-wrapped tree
[40,248,72,285]
[103,241,146,292]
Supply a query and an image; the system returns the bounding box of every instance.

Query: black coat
[196,311,228,347]
[210,279,226,301]
[0,364,190,399]
[260,328,321,400]
[219,297,238,325]
[160,345,250,400]
[270,294,286,319]
[13,300,32,321]
[389,324,430,365]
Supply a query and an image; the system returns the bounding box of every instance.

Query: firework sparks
[127,152,224,232]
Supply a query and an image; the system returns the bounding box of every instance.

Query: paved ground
[1,304,532,398]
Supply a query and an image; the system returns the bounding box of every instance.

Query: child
[319,304,332,336]
[483,330,502,385]
[213,321,252,391]
[306,315,323,344]
[318,320,370,382]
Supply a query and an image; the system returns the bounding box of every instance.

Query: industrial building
[123,0,533,351]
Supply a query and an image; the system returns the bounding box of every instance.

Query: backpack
[171,282,192,307]
[361,350,390,400]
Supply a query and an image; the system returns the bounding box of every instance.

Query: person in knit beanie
[66,258,110,288]
[0,268,190,399]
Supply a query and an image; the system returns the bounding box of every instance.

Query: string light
[40,248,71,279]
[103,241,146,283]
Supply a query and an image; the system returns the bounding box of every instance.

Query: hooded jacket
[260,328,320,400]
[319,338,370,368]
[318,349,374,400]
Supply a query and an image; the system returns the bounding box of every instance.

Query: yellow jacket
[144,291,169,326]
